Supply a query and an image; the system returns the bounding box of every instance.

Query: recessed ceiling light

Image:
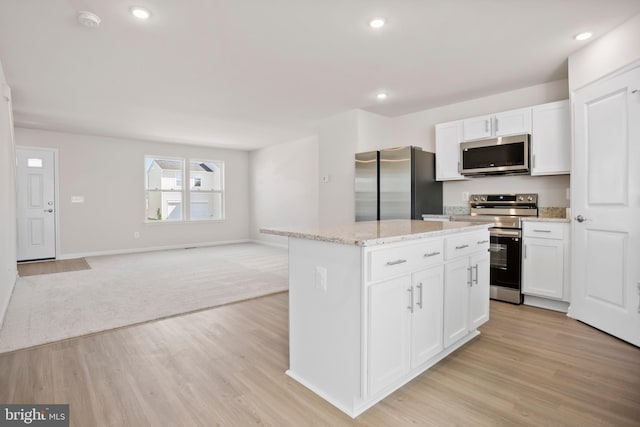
[369,18,386,29]
[575,32,593,41]
[376,92,389,100]
[130,6,151,20]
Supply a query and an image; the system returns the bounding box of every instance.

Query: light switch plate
[71,196,84,203]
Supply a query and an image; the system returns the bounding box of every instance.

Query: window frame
[144,156,225,223]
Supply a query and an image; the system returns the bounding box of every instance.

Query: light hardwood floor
[17,258,91,276]
[0,293,638,426]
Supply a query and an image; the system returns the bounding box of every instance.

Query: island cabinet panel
[367,275,412,396]
[410,265,445,367]
[265,222,490,418]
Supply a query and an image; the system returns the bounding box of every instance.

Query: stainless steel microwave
[459,134,530,176]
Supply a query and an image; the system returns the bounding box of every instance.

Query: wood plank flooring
[0,294,638,426]
[17,258,91,276]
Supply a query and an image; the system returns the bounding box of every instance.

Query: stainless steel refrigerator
[355,146,442,221]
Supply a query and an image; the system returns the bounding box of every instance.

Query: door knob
[44,209,53,213]
[575,215,586,222]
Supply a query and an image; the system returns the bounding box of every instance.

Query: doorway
[16,147,58,261]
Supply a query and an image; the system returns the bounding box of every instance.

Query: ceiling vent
[77,11,101,28]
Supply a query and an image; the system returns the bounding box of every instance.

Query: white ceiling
[1,0,639,150]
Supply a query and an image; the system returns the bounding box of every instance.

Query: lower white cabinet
[444,248,490,347]
[367,265,444,396]
[522,221,570,302]
[286,226,490,418]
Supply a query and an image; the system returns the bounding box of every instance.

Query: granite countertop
[260,220,491,247]
[521,217,571,223]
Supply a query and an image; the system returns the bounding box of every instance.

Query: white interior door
[16,148,57,261]
[571,65,640,347]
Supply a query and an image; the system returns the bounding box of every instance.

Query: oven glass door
[489,232,521,290]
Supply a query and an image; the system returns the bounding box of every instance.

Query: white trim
[523,295,569,313]
[57,239,252,260]
[0,271,18,329]
[15,146,60,260]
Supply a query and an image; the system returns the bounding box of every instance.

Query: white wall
[317,110,360,226]
[392,79,571,208]
[0,60,17,326]
[15,128,250,257]
[569,13,640,90]
[249,136,319,245]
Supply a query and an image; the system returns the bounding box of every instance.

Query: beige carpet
[0,243,288,353]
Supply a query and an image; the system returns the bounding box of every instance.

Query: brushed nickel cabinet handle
[467,266,472,286]
[386,259,407,266]
[408,287,414,313]
[417,283,423,309]
[473,264,479,285]
[424,251,440,257]
[455,244,469,250]
[533,229,552,233]
[477,240,488,244]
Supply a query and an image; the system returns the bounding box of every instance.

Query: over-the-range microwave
[459,133,530,176]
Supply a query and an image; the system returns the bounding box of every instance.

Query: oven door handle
[490,229,522,238]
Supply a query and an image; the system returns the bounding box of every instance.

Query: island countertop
[260,219,491,246]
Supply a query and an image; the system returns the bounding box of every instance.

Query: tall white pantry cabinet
[285,225,490,418]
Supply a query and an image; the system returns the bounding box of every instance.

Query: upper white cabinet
[463,108,532,141]
[495,107,532,137]
[531,100,570,176]
[463,115,493,140]
[435,121,465,181]
[434,101,570,181]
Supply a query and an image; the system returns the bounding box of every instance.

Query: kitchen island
[261,220,491,418]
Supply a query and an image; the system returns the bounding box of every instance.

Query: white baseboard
[0,270,18,329]
[523,294,569,313]
[250,239,288,250]
[57,239,253,260]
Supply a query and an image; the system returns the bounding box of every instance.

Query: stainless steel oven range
[452,193,538,304]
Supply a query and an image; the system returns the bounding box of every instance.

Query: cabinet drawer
[523,222,564,239]
[369,245,417,282]
[413,239,445,270]
[445,231,490,260]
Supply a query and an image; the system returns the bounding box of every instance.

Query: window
[145,157,224,222]
[189,160,224,220]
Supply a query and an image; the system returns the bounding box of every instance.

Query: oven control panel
[469,193,538,204]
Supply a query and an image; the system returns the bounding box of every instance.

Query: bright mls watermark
[0,405,68,426]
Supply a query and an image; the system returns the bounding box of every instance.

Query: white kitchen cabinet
[522,221,570,305]
[367,275,412,395]
[463,114,493,141]
[463,108,531,141]
[494,107,532,137]
[435,120,465,181]
[531,100,570,175]
[367,264,445,396]
[410,265,445,368]
[444,231,490,347]
[469,251,490,329]
[444,257,471,347]
[279,222,490,418]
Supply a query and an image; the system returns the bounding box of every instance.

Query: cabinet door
[531,100,570,176]
[435,121,465,181]
[463,115,492,141]
[522,238,564,299]
[469,251,490,330]
[367,276,412,396]
[443,258,470,347]
[495,107,532,136]
[410,265,444,368]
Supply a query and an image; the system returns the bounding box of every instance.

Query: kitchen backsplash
[443,205,567,218]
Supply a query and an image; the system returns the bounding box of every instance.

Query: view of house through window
[145,157,224,221]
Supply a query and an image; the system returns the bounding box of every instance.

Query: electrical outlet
[315,266,327,291]
[462,192,469,201]
[321,175,330,183]
[133,232,140,239]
